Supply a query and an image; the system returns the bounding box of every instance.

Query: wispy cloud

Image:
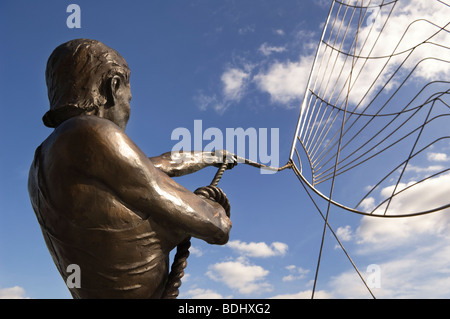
[336,225,353,242]
[253,56,313,107]
[258,43,286,56]
[194,64,252,114]
[195,0,449,118]
[226,240,288,258]
[427,152,449,162]
[183,288,229,299]
[327,239,450,298]
[274,29,285,36]
[282,265,309,282]
[191,240,289,297]
[221,67,251,101]
[189,245,203,257]
[206,257,273,295]
[310,0,450,109]
[270,289,333,299]
[0,286,29,299]
[238,24,255,35]
[318,169,450,298]
[194,21,316,113]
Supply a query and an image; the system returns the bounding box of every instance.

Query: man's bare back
[28,39,233,298]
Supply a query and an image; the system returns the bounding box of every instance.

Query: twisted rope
[160,237,191,299]
[161,162,228,299]
[161,158,291,298]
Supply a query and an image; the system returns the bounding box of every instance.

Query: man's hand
[150,150,237,178]
[211,150,238,170]
[194,185,230,217]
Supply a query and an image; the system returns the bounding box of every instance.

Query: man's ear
[106,75,121,106]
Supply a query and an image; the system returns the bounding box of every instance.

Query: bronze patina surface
[28,39,234,298]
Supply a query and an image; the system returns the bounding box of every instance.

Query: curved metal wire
[287,0,450,299]
[289,0,450,219]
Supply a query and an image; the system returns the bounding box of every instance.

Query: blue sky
[0,0,449,299]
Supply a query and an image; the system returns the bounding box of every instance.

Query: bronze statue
[28,39,234,298]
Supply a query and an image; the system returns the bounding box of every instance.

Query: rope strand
[161,238,191,299]
[161,159,291,298]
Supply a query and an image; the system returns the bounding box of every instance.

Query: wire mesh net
[290,0,450,217]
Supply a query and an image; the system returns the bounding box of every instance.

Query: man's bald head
[43,39,131,128]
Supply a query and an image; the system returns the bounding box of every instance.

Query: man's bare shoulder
[44,115,143,168]
[55,115,123,137]
[47,115,132,149]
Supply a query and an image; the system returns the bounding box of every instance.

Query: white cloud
[317,165,450,298]
[0,286,28,299]
[258,43,286,56]
[326,268,377,299]
[320,170,450,298]
[194,92,219,111]
[206,258,272,295]
[238,25,255,35]
[282,275,297,282]
[221,67,251,102]
[334,225,354,250]
[226,240,288,258]
[427,152,449,162]
[336,225,353,242]
[183,288,228,299]
[359,197,375,212]
[356,172,450,249]
[357,212,449,250]
[302,0,450,112]
[405,164,445,174]
[189,245,203,257]
[282,265,309,282]
[313,0,331,9]
[195,66,252,113]
[270,289,333,299]
[254,56,314,107]
[328,239,450,298]
[196,0,449,118]
[181,273,190,283]
[386,1,450,80]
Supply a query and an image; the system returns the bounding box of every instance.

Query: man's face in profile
[103,75,132,130]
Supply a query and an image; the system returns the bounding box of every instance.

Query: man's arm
[60,116,231,244]
[149,150,236,177]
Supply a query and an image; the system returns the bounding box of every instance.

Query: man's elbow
[206,217,232,245]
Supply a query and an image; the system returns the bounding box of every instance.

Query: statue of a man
[28,39,234,298]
